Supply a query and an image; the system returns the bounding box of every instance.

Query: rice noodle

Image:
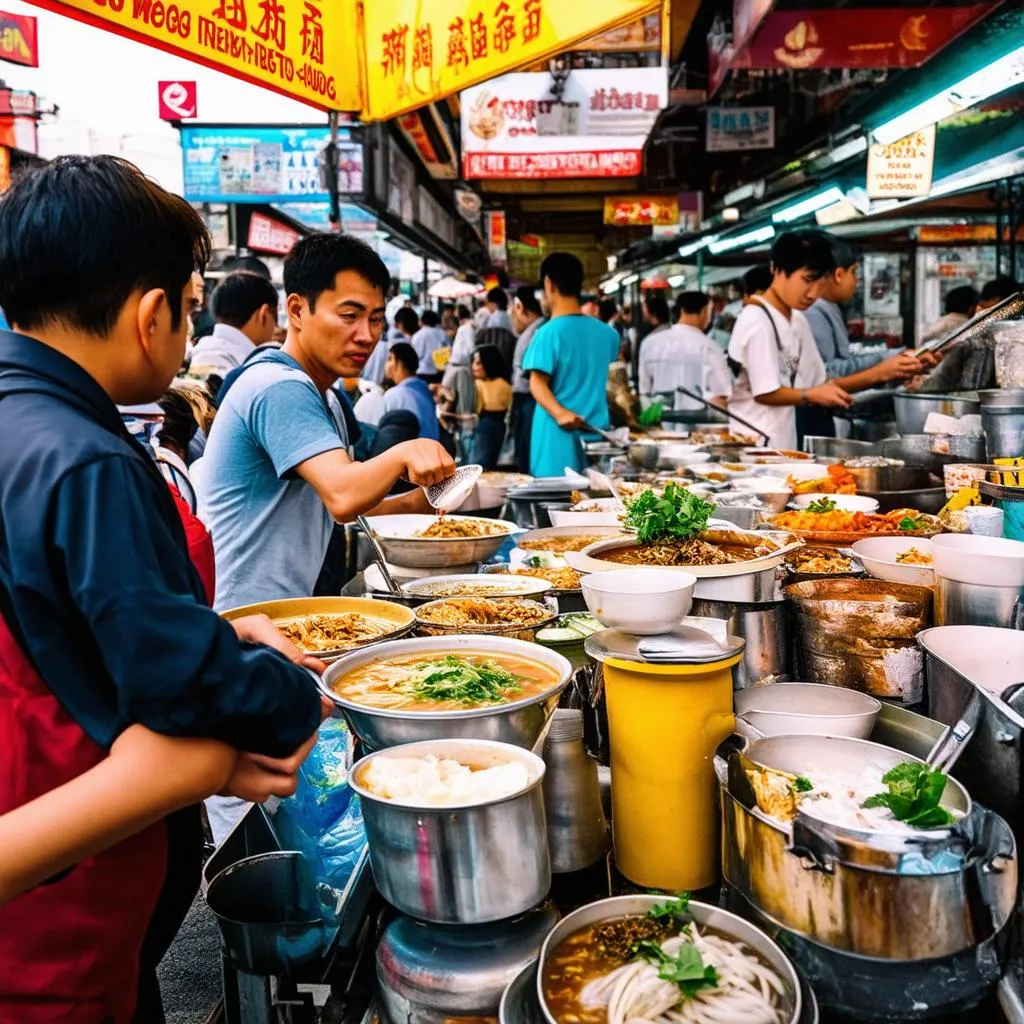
[577,924,786,1024]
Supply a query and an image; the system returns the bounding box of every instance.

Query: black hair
[394,307,419,335]
[514,284,542,317]
[981,276,1019,304]
[157,388,198,453]
[644,292,671,324]
[473,344,505,380]
[673,291,710,319]
[0,155,211,336]
[211,271,279,328]
[421,309,441,328]
[389,341,419,376]
[283,232,390,312]
[487,286,508,310]
[541,252,584,299]
[581,293,599,306]
[598,298,618,323]
[222,254,272,279]
[457,304,473,320]
[828,237,859,271]
[743,264,773,296]
[945,285,980,317]
[770,229,836,279]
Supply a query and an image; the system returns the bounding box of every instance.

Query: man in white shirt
[450,304,477,365]
[727,230,853,449]
[189,271,279,375]
[410,309,449,381]
[639,291,731,412]
[485,286,514,331]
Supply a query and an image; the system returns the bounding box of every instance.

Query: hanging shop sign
[455,187,483,230]
[274,201,377,234]
[417,186,457,248]
[0,87,38,154]
[387,143,417,223]
[363,0,660,121]
[461,66,666,179]
[396,108,458,180]
[181,125,363,204]
[706,107,774,152]
[866,125,935,199]
[603,194,679,227]
[247,211,301,254]
[0,10,37,66]
[486,210,507,265]
[575,12,659,53]
[158,80,197,120]
[25,0,360,109]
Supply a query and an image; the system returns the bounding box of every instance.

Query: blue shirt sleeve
[522,322,556,375]
[250,379,345,478]
[52,455,322,755]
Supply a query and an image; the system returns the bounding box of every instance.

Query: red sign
[0,146,10,193]
[247,212,301,255]
[0,11,37,67]
[464,149,642,180]
[158,80,197,120]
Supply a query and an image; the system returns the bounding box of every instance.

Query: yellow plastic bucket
[602,653,740,890]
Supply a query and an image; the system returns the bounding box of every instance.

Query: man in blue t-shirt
[382,342,441,441]
[522,252,620,477]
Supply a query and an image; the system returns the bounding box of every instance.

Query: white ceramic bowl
[735,682,882,740]
[733,475,790,492]
[852,537,935,587]
[547,510,624,528]
[931,534,1024,587]
[791,493,880,513]
[773,462,832,481]
[580,568,697,635]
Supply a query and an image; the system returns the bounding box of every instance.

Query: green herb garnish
[861,761,955,827]
[647,893,691,920]
[623,484,715,545]
[807,497,837,514]
[793,776,814,793]
[411,655,521,706]
[898,516,919,531]
[637,940,718,998]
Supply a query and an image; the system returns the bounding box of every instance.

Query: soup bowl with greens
[321,635,573,751]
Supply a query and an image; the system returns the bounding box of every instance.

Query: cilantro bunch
[624,484,715,545]
[861,762,955,828]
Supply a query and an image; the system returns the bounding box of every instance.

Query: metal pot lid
[585,624,745,665]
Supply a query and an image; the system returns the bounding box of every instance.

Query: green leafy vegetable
[898,516,919,531]
[647,893,691,920]
[861,761,954,827]
[638,402,664,426]
[525,555,545,568]
[806,497,837,514]
[624,484,715,545]
[792,776,814,793]
[637,940,718,998]
[411,655,522,706]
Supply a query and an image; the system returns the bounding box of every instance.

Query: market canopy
[24,0,661,119]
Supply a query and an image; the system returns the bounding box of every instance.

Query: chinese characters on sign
[866,126,935,199]
[0,11,37,67]
[705,107,774,152]
[247,211,301,254]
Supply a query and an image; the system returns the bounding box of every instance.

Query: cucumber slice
[560,613,602,636]
[537,627,584,643]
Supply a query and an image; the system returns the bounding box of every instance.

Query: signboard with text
[486,210,507,265]
[604,195,679,227]
[158,80,197,119]
[866,126,935,199]
[0,10,37,66]
[461,66,665,180]
[706,107,774,152]
[180,125,362,203]
[247,211,300,254]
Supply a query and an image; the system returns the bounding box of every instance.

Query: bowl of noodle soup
[321,635,573,751]
[538,895,800,1024]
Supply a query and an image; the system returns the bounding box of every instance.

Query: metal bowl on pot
[362,514,522,569]
[535,894,803,1024]
[320,634,573,751]
[351,738,550,924]
[893,391,980,436]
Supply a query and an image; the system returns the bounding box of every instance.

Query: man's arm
[832,352,924,394]
[529,370,584,429]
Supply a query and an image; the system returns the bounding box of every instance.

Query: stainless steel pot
[716,735,1017,961]
[802,436,875,459]
[893,391,980,436]
[734,682,881,739]
[843,465,936,493]
[982,405,1024,459]
[377,901,559,1024]
[536,895,803,1024]
[691,597,790,688]
[350,739,550,924]
[321,635,572,751]
[934,575,1024,629]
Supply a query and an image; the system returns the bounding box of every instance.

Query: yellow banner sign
[362,0,661,121]
[604,194,679,227]
[28,0,361,109]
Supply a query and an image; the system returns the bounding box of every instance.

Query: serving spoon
[356,514,402,596]
[424,464,482,513]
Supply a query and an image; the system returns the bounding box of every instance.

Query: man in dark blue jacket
[0,155,323,1023]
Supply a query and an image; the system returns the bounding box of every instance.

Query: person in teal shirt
[523,253,620,477]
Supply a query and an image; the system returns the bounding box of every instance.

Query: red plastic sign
[158,80,197,120]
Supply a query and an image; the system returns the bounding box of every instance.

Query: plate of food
[401,574,553,601]
[851,537,935,587]
[769,504,942,544]
[220,596,416,662]
[362,513,522,568]
[785,546,864,582]
[513,526,630,567]
[483,563,584,595]
[414,596,558,642]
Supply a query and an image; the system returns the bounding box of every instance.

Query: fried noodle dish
[786,548,853,575]
[519,534,609,553]
[278,613,388,652]
[896,547,933,565]
[417,597,553,629]
[416,517,509,539]
[504,566,583,590]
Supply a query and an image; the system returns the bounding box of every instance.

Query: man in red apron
[0,155,323,1022]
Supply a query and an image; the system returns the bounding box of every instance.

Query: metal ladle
[356,514,402,596]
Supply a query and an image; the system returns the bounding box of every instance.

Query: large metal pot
[351,739,550,924]
[321,635,572,751]
[362,514,522,568]
[802,436,875,460]
[893,391,980,436]
[377,902,559,1024]
[717,734,1016,961]
[981,402,1024,459]
[691,597,790,688]
[535,895,803,1024]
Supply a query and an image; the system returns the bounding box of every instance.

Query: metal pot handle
[790,816,838,875]
[927,688,983,775]
[734,713,767,742]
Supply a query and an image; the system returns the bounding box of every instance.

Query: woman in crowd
[471,344,513,469]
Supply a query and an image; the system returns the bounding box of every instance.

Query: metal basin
[893,392,980,436]
[362,514,522,569]
[844,465,937,493]
[321,634,572,751]
[802,437,875,460]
